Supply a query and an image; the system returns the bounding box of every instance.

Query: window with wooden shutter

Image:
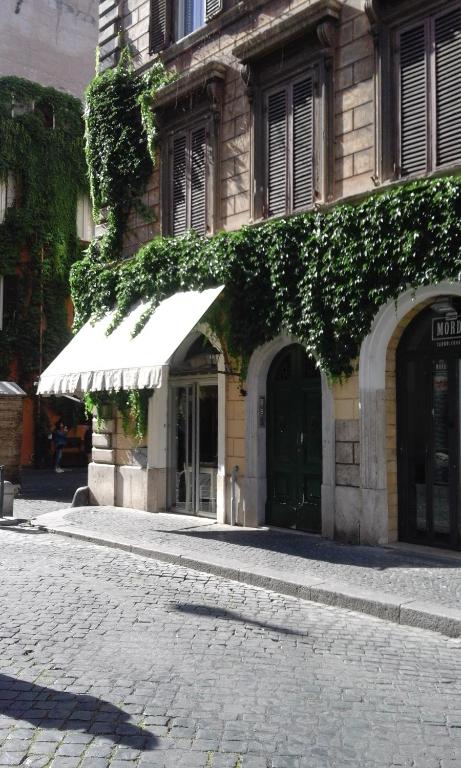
[170,123,208,236]
[434,7,461,167]
[149,0,169,54]
[190,126,207,235]
[172,134,187,236]
[397,5,461,176]
[292,78,314,211]
[265,75,315,218]
[267,90,288,217]
[206,0,223,21]
[399,24,427,176]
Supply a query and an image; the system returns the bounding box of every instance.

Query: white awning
[37,286,224,395]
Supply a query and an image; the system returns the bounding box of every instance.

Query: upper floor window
[174,0,205,41]
[149,0,223,53]
[169,122,208,236]
[264,73,317,218]
[397,5,461,176]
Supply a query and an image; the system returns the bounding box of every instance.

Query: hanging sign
[432,315,461,347]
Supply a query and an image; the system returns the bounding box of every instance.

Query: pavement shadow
[172,602,307,636]
[170,527,461,570]
[0,673,157,749]
[17,468,88,503]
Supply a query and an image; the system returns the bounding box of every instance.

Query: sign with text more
[432,314,461,348]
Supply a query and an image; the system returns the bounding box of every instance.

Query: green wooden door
[266,344,322,532]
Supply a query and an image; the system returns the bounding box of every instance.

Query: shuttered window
[398,6,461,175]
[171,124,208,236]
[265,75,315,217]
[435,8,461,166]
[205,0,223,21]
[149,0,169,54]
[150,0,223,49]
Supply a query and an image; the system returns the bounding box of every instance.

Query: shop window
[149,0,223,53]
[397,5,461,176]
[169,122,208,236]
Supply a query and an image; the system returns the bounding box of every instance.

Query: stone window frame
[366,0,461,183]
[156,62,226,237]
[232,1,340,221]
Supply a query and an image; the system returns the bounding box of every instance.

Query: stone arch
[359,281,461,544]
[244,334,335,532]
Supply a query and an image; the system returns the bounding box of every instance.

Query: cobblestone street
[0,528,461,768]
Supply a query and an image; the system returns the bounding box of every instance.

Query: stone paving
[13,469,88,521]
[1,527,461,768]
[38,506,461,613]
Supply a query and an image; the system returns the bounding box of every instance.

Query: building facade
[83,0,461,550]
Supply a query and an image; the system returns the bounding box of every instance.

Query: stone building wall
[0,396,24,482]
[109,0,377,253]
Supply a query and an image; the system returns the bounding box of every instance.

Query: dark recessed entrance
[397,300,461,549]
[266,344,322,532]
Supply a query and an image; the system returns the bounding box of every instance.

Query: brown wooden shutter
[267,89,288,217]
[399,23,427,176]
[206,0,223,21]
[149,0,169,54]
[434,8,461,167]
[292,77,314,210]
[190,126,207,236]
[172,134,187,236]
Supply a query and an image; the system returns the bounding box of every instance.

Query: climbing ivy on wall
[72,175,461,380]
[84,50,172,266]
[0,76,87,386]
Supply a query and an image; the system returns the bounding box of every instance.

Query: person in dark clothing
[52,420,68,473]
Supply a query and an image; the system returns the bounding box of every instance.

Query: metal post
[0,465,4,518]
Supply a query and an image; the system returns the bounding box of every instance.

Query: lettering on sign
[432,315,461,348]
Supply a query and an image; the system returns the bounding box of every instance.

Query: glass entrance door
[172,383,218,518]
[397,305,461,548]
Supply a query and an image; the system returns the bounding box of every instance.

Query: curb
[32,520,461,639]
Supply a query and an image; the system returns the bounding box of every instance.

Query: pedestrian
[52,420,68,473]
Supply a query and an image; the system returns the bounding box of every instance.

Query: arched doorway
[397,299,461,548]
[266,344,322,532]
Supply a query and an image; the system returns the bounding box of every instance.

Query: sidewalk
[32,505,461,638]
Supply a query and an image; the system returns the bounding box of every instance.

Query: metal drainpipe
[230,465,239,526]
[0,465,4,518]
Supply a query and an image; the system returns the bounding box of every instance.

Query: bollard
[0,465,4,518]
